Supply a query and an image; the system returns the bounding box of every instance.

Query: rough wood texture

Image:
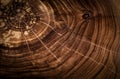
[0,0,120,79]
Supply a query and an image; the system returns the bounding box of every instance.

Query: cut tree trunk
[0,0,120,79]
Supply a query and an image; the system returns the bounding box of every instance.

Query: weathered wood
[0,0,120,79]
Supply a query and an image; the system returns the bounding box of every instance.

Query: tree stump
[0,0,120,79]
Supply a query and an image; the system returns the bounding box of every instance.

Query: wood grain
[0,0,120,79]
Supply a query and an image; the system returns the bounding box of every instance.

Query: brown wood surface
[0,0,120,79]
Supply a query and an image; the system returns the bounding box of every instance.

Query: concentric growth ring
[0,0,54,48]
